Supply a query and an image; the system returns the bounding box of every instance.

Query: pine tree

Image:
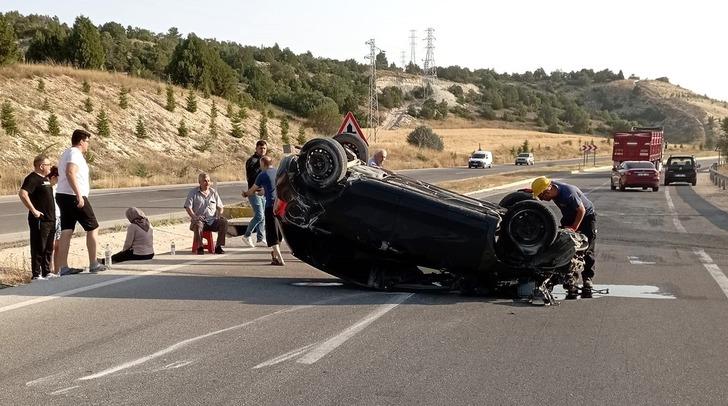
[83,97,93,113]
[185,89,197,112]
[41,97,51,111]
[178,119,189,137]
[47,112,60,136]
[296,126,306,145]
[210,100,218,120]
[237,104,248,121]
[226,103,234,118]
[119,86,129,109]
[280,116,290,144]
[0,17,20,65]
[230,120,243,138]
[81,79,91,94]
[165,84,176,112]
[37,78,45,92]
[68,16,105,69]
[96,109,110,137]
[1,100,19,135]
[135,117,147,139]
[202,87,210,99]
[259,114,268,140]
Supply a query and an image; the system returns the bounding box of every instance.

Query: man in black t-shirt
[18,155,57,280]
[241,140,267,246]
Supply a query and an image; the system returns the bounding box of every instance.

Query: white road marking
[0,255,223,314]
[664,189,687,233]
[159,360,195,370]
[627,256,656,265]
[297,293,413,365]
[26,372,64,387]
[552,284,675,300]
[693,248,728,299]
[292,282,343,287]
[76,292,371,381]
[0,212,26,218]
[147,198,180,203]
[253,344,317,369]
[50,386,80,395]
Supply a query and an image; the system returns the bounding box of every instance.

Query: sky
[4,0,727,101]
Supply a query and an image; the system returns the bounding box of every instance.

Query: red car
[611,160,660,191]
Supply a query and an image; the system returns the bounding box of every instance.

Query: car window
[518,153,531,157]
[668,158,693,166]
[626,162,655,169]
[472,153,486,159]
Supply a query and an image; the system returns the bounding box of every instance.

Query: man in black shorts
[55,129,106,274]
[18,155,57,280]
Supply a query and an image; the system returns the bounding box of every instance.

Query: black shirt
[245,153,264,189]
[20,172,56,222]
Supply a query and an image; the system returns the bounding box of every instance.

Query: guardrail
[709,163,727,190]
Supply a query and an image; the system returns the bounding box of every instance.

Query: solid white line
[664,189,687,233]
[297,293,413,365]
[50,386,80,395]
[147,198,180,203]
[0,212,26,218]
[693,248,728,299]
[0,255,222,314]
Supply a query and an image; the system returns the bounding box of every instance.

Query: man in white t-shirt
[55,129,106,274]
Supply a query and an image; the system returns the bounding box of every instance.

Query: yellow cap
[531,176,551,199]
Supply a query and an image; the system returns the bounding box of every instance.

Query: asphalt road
[0,155,612,240]
[2,168,728,405]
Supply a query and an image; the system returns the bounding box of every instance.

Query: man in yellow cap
[531,176,597,298]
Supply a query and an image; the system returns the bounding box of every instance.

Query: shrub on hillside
[186,90,197,113]
[280,116,290,144]
[47,112,60,136]
[165,85,176,112]
[96,109,110,137]
[83,97,93,113]
[1,100,19,135]
[296,126,306,145]
[119,86,129,109]
[259,115,268,140]
[81,79,91,94]
[37,78,45,92]
[135,117,147,138]
[407,126,444,151]
[177,120,188,137]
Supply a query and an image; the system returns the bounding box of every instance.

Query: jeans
[578,213,597,281]
[245,194,266,241]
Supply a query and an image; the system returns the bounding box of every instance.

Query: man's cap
[531,176,551,199]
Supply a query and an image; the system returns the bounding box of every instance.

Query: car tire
[333,132,368,163]
[298,138,347,190]
[502,200,558,256]
[498,190,533,208]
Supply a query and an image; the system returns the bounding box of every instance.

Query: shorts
[56,194,99,232]
[264,206,283,247]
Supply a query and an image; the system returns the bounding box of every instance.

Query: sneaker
[564,285,579,300]
[257,239,267,247]
[60,266,83,276]
[45,273,60,279]
[581,278,593,299]
[242,236,255,248]
[32,275,47,281]
[196,247,205,255]
[89,263,107,273]
[214,245,225,254]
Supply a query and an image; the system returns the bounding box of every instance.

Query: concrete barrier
[710,163,727,190]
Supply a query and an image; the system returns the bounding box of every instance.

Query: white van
[468,150,493,168]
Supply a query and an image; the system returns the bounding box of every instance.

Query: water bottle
[104,244,112,268]
[170,241,176,255]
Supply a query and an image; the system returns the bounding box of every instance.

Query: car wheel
[502,200,558,256]
[498,190,533,209]
[333,132,368,163]
[653,186,659,192]
[298,138,347,190]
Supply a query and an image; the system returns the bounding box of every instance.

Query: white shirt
[368,157,379,167]
[57,146,90,196]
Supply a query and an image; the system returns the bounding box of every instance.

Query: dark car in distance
[610,160,660,192]
[274,135,589,303]
[664,155,699,186]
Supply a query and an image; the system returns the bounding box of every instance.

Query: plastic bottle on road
[170,241,176,255]
[104,244,112,268]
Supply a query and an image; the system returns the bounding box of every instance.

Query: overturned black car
[275,135,589,304]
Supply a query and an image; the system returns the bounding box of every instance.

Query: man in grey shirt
[184,172,227,254]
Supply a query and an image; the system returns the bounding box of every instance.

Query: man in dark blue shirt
[531,176,597,298]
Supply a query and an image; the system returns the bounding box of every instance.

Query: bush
[165,85,176,112]
[186,90,197,113]
[178,120,188,137]
[96,109,110,137]
[119,87,129,109]
[1,100,18,135]
[135,117,147,138]
[47,112,60,136]
[83,97,93,113]
[407,126,444,151]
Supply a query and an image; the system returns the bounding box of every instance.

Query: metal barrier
[710,163,728,190]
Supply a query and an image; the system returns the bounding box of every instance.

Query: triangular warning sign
[336,112,368,145]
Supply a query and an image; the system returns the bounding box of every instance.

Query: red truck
[612,127,664,170]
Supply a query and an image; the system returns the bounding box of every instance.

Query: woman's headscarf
[125,207,150,232]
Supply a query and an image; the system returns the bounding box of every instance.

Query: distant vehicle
[664,155,699,186]
[468,150,493,168]
[515,152,534,165]
[610,160,660,192]
[612,127,664,170]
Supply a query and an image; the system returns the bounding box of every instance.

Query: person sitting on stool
[184,172,227,254]
[102,207,154,264]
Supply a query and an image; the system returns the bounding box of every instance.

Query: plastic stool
[192,230,215,253]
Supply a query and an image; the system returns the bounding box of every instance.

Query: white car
[515,152,534,165]
[468,150,493,168]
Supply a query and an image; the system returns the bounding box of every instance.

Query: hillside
[0,64,306,193]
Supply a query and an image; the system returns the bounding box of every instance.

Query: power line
[365,38,379,142]
[409,29,417,67]
[422,27,436,98]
